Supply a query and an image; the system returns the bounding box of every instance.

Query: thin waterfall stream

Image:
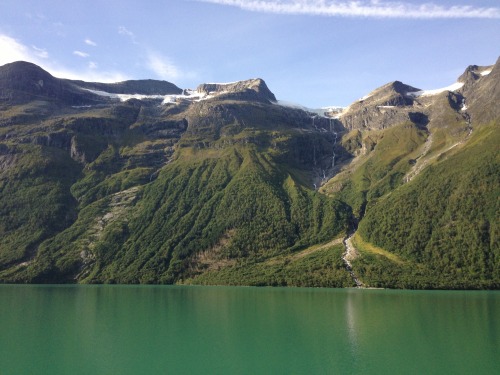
[330,118,337,168]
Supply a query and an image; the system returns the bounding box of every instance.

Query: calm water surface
[0,285,499,374]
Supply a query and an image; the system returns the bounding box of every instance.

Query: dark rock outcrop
[70,79,183,95]
[0,61,106,105]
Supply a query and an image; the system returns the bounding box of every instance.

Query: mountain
[0,59,498,288]
[68,79,183,96]
[0,61,105,105]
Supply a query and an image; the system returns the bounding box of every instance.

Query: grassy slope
[356,122,499,288]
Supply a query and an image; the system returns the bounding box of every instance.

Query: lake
[0,285,498,374]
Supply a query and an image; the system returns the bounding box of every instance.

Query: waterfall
[312,115,318,130]
[330,118,337,168]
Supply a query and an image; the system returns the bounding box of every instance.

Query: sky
[0,0,499,107]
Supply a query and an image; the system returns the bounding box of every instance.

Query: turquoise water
[0,285,498,374]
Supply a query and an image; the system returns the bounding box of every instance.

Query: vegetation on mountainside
[0,61,498,289]
[0,145,80,271]
[0,96,351,285]
[322,122,427,217]
[48,144,350,284]
[184,243,354,287]
[357,123,499,289]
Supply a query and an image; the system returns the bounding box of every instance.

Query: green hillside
[356,123,499,289]
[0,60,498,289]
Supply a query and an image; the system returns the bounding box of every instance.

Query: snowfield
[407,81,464,97]
[81,87,213,104]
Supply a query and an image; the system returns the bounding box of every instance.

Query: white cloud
[118,26,138,44]
[146,53,180,80]
[0,35,30,64]
[73,50,89,58]
[198,0,500,19]
[85,38,97,46]
[0,33,127,83]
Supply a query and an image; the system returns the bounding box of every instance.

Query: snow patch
[81,87,213,104]
[276,100,344,118]
[407,82,464,97]
[204,80,242,85]
[480,69,492,76]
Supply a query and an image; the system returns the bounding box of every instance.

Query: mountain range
[0,59,498,288]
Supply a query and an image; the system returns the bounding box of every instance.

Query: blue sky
[0,0,499,107]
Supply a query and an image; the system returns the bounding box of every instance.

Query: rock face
[196,78,277,103]
[335,58,498,132]
[337,81,422,130]
[457,57,500,124]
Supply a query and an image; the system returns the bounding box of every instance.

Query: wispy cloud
[32,46,49,59]
[118,26,139,44]
[0,33,127,83]
[73,50,89,58]
[198,0,500,19]
[146,52,180,80]
[85,38,97,46]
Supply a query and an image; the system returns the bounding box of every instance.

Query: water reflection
[345,289,360,369]
[0,286,499,375]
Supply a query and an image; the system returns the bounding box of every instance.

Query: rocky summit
[0,59,498,288]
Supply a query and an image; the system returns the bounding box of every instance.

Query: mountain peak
[0,61,57,102]
[196,78,276,103]
[363,80,421,101]
[0,61,105,105]
[0,60,54,79]
[458,64,494,83]
[350,80,420,109]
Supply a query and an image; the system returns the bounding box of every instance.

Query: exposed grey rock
[336,81,423,131]
[196,78,277,103]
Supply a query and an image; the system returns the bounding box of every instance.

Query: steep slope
[323,58,499,289]
[0,62,352,285]
[356,123,499,288]
[0,59,498,289]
